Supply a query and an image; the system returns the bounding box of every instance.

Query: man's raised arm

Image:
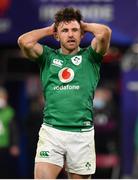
[17,24,55,60]
[81,22,112,55]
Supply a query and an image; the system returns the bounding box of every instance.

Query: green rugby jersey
[37,45,103,132]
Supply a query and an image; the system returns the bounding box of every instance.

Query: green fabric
[0,106,14,147]
[37,45,103,131]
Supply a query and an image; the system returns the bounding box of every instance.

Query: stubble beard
[61,41,79,54]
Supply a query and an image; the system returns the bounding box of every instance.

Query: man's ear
[81,33,84,40]
[54,32,59,41]
[81,29,85,39]
[81,34,84,39]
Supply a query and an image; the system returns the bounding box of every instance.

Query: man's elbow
[106,26,112,34]
[17,35,25,48]
[101,27,112,47]
[17,35,33,49]
[97,27,111,41]
[104,26,112,39]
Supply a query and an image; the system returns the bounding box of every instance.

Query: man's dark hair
[54,7,82,32]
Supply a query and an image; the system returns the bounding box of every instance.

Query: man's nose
[68,30,73,37]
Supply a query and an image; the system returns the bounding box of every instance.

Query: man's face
[56,20,82,51]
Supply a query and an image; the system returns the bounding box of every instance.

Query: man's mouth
[67,39,76,43]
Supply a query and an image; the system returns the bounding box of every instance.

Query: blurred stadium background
[0,0,138,178]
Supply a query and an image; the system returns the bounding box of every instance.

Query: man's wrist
[44,25,54,36]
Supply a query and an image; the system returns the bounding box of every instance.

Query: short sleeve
[36,45,51,66]
[87,46,103,64]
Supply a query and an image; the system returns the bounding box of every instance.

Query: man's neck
[60,47,80,55]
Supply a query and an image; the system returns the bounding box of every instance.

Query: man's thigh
[35,125,66,178]
[68,172,91,179]
[66,129,96,175]
[35,125,65,166]
[34,162,62,179]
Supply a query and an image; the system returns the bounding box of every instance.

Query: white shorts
[35,124,96,175]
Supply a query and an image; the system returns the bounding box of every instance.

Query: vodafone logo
[58,67,74,83]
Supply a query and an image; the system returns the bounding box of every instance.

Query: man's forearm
[18,25,54,49]
[81,22,111,38]
[81,22,111,55]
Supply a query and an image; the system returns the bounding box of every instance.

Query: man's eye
[62,29,68,32]
[72,28,78,32]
